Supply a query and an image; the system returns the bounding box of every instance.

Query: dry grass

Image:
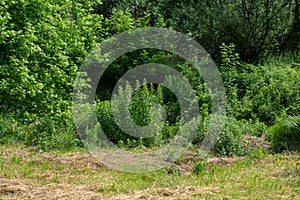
[0,177,221,200]
[0,144,299,200]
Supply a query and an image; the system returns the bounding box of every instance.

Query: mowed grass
[0,144,299,199]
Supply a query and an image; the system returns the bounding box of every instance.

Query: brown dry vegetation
[0,144,299,200]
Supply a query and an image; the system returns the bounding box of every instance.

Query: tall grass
[269,116,300,152]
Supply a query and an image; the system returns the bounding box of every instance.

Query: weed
[269,116,300,152]
[192,160,207,175]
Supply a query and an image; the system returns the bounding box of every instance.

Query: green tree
[0,0,103,122]
[156,0,296,62]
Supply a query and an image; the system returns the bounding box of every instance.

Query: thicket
[99,0,300,62]
[0,0,299,155]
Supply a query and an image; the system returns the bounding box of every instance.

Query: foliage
[157,0,297,62]
[0,0,103,118]
[96,81,178,148]
[268,116,300,153]
[0,0,299,157]
[247,146,268,159]
[0,112,81,151]
[0,0,145,150]
[199,115,268,156]
[0,112,23,144]
[22,113,82,151]
[90,0,300,61]
[192,160,207,175]
[213,117,243,156]
[222,49,300,125]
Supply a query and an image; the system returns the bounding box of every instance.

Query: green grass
[0,144,299,199]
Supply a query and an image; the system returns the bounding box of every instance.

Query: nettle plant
[96,81,178,148]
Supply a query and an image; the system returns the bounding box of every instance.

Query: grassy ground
[0,144,299,200]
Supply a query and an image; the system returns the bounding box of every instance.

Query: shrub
[268,116,300,153]
[96,81,179,148]
[213,117,244,156]
[224,52,300,125]
[196,116,245,156]
[203,117,268,156]
[0,113,23,144]
[23,114,82,151]
[0,112,81,151]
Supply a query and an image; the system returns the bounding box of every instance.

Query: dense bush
[0,0,299,157]
[0,111,82,151]
[108,0,299,62]
[0,0,106,150]
[0,0,103,121]
[0,112,23,144]
[268,116,300,153]
[213,117,244,156]
[221,45,300,125]
[96,81,178,148]
[0,0,156,150]
[96,84,247,155]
